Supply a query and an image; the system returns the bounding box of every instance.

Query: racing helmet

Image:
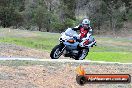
[82,18,90,25]
[82,18,90,30]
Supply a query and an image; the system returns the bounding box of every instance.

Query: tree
[33,6,50,31]
[0,0,24,28]
[101,0,125,33]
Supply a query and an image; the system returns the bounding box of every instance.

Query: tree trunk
[38,25,42,31]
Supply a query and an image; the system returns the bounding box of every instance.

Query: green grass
[87,52,132,63]
[0,28,132,63]
[0,28,60,52]
[0,37,59,52]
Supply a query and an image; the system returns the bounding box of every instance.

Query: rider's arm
[72,24,82,31]
[89,26,93,35]
[85,33,91,40]
[85,26,93,39]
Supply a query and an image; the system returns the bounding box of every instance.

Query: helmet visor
[83,24,89,27]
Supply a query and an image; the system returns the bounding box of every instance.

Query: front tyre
[50,44,64,59]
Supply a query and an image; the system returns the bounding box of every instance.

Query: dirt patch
[0,62,131,88]
[0,43,68,59]
[0,43,50,59]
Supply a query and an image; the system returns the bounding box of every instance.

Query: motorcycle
[50,28,96,60]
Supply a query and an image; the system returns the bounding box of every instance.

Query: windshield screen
[65,28,78,37]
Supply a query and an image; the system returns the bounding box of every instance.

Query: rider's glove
[73,36,81,42]
[73,36,77,40]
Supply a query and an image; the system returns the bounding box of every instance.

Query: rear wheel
[76,48,89,60]
[50,44,64,59]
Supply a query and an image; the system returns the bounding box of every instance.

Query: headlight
[61,36,67,40]
[67,39,75,43]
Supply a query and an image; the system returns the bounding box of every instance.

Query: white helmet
[82,18,90,25]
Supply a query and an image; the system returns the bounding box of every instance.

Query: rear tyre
[76,48,89,60]
[50,44,64,59]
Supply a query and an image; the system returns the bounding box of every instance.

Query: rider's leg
[89,36,95,43]
[88,36,96,47]
[79,36,95,47]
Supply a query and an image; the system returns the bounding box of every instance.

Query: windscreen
[65,28,78,37]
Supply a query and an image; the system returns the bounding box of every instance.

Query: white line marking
[0,58,131,64]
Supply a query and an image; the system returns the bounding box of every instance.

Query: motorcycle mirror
[61,32,64,35]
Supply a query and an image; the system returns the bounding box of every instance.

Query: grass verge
[87,52,132,63]
[0,28,132,63]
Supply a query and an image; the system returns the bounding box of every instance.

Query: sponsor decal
[76,66,131,85]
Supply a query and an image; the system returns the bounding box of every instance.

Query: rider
[72,18,96,60]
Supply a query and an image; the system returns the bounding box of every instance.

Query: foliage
[0,0,24,28]
[127,10,132,20]
[0,0,132,33]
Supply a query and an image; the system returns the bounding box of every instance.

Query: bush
[127,11,132,20]
[51,22,64,32]
[64,18,76,28]
[51,18,76,32]
[115,22,124,30]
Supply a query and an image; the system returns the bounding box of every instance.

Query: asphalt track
[0,58,131,64]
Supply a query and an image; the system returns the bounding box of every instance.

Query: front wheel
[50,44,64,59]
